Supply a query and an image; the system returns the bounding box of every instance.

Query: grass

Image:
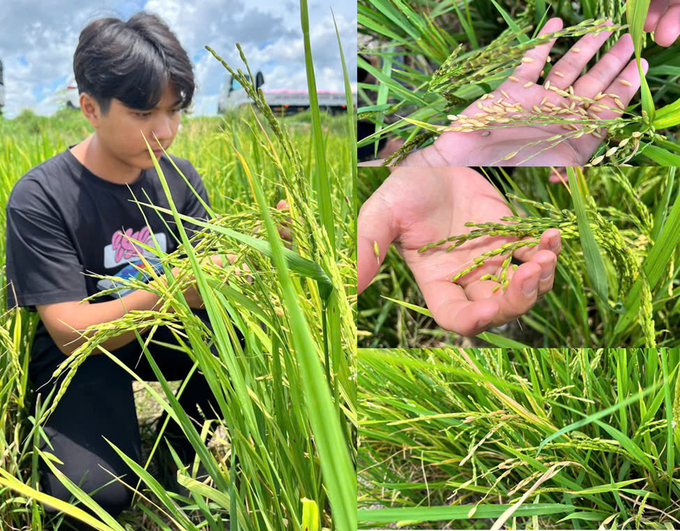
[359,166,680,348]
[0,12,356,531]
[358,0,680,165]
[357,347,680,530]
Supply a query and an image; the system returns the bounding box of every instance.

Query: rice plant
[358,166,680,348]
[358,347,680,530]
[0,9,356,531]
[358,0,680,165]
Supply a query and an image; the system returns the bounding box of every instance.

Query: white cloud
[0,0,357,119]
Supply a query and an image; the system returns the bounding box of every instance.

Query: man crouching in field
[4,11,247,531]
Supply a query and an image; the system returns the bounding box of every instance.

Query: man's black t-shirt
[4,144,212,375]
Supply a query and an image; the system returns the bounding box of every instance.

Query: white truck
[218,71,349,115]
[65,74,80,109]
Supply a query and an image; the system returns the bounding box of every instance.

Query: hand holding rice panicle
[359,167,561,336]
[401,18,651,167]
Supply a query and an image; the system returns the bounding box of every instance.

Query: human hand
[402,18,648,167]
[253,199,294,248]
[358,167,562,336]
[645,0,680,46]
[276,200,293,246]
[548,167,569,183]
[169,256,223,309]
[166,255,237,309]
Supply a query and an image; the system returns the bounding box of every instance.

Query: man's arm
[37,281,171,358]
[37,253,238,357]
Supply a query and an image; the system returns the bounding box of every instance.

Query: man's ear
[80,93,101,128]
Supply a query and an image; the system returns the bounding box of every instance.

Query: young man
[5,12,234,530]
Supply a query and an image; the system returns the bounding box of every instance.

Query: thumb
[358,191,399,294]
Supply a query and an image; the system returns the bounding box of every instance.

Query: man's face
[92,83,183,169]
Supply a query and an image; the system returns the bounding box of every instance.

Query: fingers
[532,250,558,296]
[654,1,680,46]
[645,0,668,31]
[510,17,563,83]
[546,20,615,89]
[572,57,649,156]
[425,283,501,336]
[513,229,562,262]
[548,167,568,183]
[463,262,542,324]
[358,190,399,294]
[598,57,649,118]
[572,33,634,99]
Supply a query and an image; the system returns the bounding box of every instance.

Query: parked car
[218,71,349,115]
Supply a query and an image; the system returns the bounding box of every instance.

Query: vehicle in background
[65,74,80,109]
[0,59,5,116]
[218,71,350,116]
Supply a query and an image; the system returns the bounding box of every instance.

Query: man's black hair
[73,11,195,116]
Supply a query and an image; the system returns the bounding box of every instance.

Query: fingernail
[541,267,553,282]
[477,317,492,329]
[522,274,539,297]
[550,235,559,251]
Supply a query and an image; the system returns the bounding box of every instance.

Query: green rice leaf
[476,332,531,348]
[233,148,356,531]
[535,0,546,26]
[567,168,609,304]
[102,440,201,531]
[0,462,125,531]
[381,297,530,347]
[358,503,576,523]
[536,383,657,454]
[357,11,404,42]
[490,0,529,43]
[357,56,429,107]
[653,97,680,129]
[375,44,394,157]
[595,421,656,474]
[661,349,674,500]
[557,511,612,523]
[452,0,479,49]
[331,9,357,194]
[642,145,680,165]
[126,201,333,301]
[627,0,655,121]
[300,0,336,255]
[381,295,432,317]
[567,478,645,495]
[650,173,674,242]
[615,168,680,335]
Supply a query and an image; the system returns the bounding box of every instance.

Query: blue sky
[0,0,356,119]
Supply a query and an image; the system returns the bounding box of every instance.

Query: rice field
[359,166,680,348]
[358,347,680,530]
[0,30,356,531]
[358,0,680,166]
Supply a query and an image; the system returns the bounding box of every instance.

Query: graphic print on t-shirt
[96,226,168,297]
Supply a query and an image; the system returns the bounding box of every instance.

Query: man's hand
[358,167,562,337]
[160,254,245,310]
[253,199,294,248]
[645,0,680,46]
[402,18,648,167]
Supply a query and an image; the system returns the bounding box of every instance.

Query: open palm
[646,0,680,46]
[358,168,562,336]
[404,18,648,167]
